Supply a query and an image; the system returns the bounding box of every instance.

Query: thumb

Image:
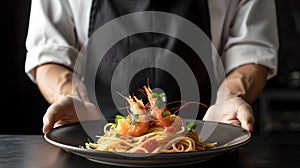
[43,117,54,134]
[42,103,64,134]
[237,103,255,133]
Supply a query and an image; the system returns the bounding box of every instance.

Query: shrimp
[151,114,183,133]
[142,85,183,132]
[116,118,150,137]
[115,94,150,137]
[127,95,147,117]
[143,85,167,119]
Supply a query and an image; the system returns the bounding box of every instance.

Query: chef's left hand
[203,96,255,133]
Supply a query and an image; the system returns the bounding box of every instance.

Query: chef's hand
[203,97,255,133]
[42,95,101,133]
[202,63,269,133]
[33,63,102,133]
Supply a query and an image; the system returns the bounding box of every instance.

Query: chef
[25,0,278,134]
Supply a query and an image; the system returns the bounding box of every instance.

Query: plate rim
[44,120,252,166]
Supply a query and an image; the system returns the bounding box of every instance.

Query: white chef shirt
[25,0,279,83]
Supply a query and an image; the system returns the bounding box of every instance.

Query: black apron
[85,0,212,120]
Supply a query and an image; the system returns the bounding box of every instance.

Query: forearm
[35,63,88,104]
[216,63,269,104]
[35,63,101,133]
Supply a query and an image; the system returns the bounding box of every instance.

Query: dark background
[1,0,300,135]
[1,0,49,134]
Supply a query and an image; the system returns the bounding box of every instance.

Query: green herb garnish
[115,115,126,123]
[162,111,171,118]
[154,92,166,109]
[152,92,158,98]
[131,114,139,125]
[184,122,197,132]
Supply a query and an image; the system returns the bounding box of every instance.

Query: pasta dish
[83,84,217,153]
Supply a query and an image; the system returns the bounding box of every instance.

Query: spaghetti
[84,84,217,153]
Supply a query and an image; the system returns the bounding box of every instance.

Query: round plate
[44,120,251,167]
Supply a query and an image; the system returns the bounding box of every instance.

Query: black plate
[44,120,251,167]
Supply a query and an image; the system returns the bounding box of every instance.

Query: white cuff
[25,45,84,83]
[222,45,278,80]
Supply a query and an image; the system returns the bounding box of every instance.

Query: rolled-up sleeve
[25,0,81,82]
[222,0,279,79]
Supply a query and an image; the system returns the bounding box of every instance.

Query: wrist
[215,63,268,104]
[36,63,89,103]
[215,78,246,104]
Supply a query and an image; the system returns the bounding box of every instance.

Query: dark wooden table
[1,132,299,168]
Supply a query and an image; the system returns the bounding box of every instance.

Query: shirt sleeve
[221,0,279,79]
[25,0,82,82]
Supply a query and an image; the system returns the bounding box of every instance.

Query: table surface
[1,132,300,168]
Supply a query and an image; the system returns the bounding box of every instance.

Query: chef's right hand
[42,95,101,134]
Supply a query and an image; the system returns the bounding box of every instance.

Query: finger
[202,108,212,120]
[203,105,223,121]
[226,120,241,127]
[42,102,64,133]
[42,116,52,134]
[237,103,255,133]
[43,115,54,134]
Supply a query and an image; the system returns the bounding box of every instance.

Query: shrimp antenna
[115,91,129,101]
[138,88,147,97]
[171,101,209,114]
[115,91,133,115]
